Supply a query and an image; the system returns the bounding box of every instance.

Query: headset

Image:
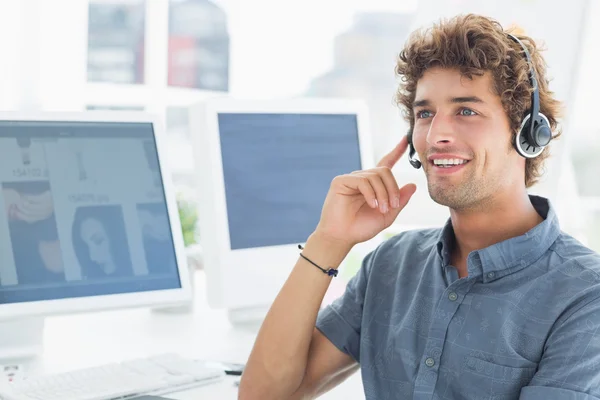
[406,33,553,169]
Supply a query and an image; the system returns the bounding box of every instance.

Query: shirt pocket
[462,356,537,397]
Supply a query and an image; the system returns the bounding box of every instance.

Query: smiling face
[412,67,525,211]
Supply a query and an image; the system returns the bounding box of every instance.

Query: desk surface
[28,270,363,399]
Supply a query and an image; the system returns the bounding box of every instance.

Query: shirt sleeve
[315,248,376,364]
[520,296,600,400]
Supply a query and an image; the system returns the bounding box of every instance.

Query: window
[87,0,146,84]
[168,0,229,91]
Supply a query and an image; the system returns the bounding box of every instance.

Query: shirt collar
[436,195,560,282]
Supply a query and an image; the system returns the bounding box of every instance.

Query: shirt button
[425,357,435,367]
[448,292,458,301]
[487,272,495,279]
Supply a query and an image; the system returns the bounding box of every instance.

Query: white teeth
[433,159,468,166]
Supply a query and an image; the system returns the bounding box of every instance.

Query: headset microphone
[407,129,421,169]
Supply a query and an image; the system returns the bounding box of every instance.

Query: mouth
[428,158,470,174]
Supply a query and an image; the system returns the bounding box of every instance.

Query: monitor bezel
[0,111,192,319]
[189,98,375,309]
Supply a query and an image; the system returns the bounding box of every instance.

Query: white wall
[0,0,88,112]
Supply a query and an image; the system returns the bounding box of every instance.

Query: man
[239,14,600,400]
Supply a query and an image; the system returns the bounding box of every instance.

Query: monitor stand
[227,306,270,331]
[0,318,45,362]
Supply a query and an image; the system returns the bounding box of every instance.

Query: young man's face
[411,67,524,211]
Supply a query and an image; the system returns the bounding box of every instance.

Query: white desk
[22,270,364,399]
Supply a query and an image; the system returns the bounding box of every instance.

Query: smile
[432,159,469,167]
[429,159,470,174]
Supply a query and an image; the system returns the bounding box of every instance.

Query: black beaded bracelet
[297,245,339,277]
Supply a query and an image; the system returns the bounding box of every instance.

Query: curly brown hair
[395,14,563,188]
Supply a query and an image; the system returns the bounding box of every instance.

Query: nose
[426,112,457,146]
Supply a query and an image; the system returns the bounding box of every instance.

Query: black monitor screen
[218,113,363,250]
[0,121,181,304]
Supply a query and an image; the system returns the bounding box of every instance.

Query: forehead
[415,67,495,100]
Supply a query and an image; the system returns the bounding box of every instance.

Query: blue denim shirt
[316,196,600,399]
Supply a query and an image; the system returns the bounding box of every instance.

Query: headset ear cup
[533,120,552,147]
[515,114,549,159]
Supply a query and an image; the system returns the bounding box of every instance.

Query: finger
[362,172,390,213]
[354,176,378,209]
[377,136,409,169]
[381,183,417,227]
[374,167,401,209]
[397,183,417,211]
[334,175,378,209]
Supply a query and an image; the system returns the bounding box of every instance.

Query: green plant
[177,196,198,247]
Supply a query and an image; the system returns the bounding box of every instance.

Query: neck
[449,190,544,272]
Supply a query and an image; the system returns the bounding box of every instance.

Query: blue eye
[459,108,477,116]
[416,110,433,119]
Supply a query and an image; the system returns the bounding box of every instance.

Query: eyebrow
[451,96,484,104]
[413,96,485,108]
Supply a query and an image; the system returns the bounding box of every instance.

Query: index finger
[377,135,409,168]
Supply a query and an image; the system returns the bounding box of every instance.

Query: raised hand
[314,136,417,247]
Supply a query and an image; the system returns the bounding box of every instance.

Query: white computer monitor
[189,98,374,324]
[0,111,192,359]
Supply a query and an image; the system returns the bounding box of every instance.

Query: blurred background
[0,0,598,285]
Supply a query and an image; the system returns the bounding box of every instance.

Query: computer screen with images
[218,113,362,250]
[0,121,181,304]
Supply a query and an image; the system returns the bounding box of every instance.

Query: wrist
[302,232,353,270]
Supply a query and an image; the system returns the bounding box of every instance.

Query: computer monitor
[189,98,374,324]
[0,111,191,360]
